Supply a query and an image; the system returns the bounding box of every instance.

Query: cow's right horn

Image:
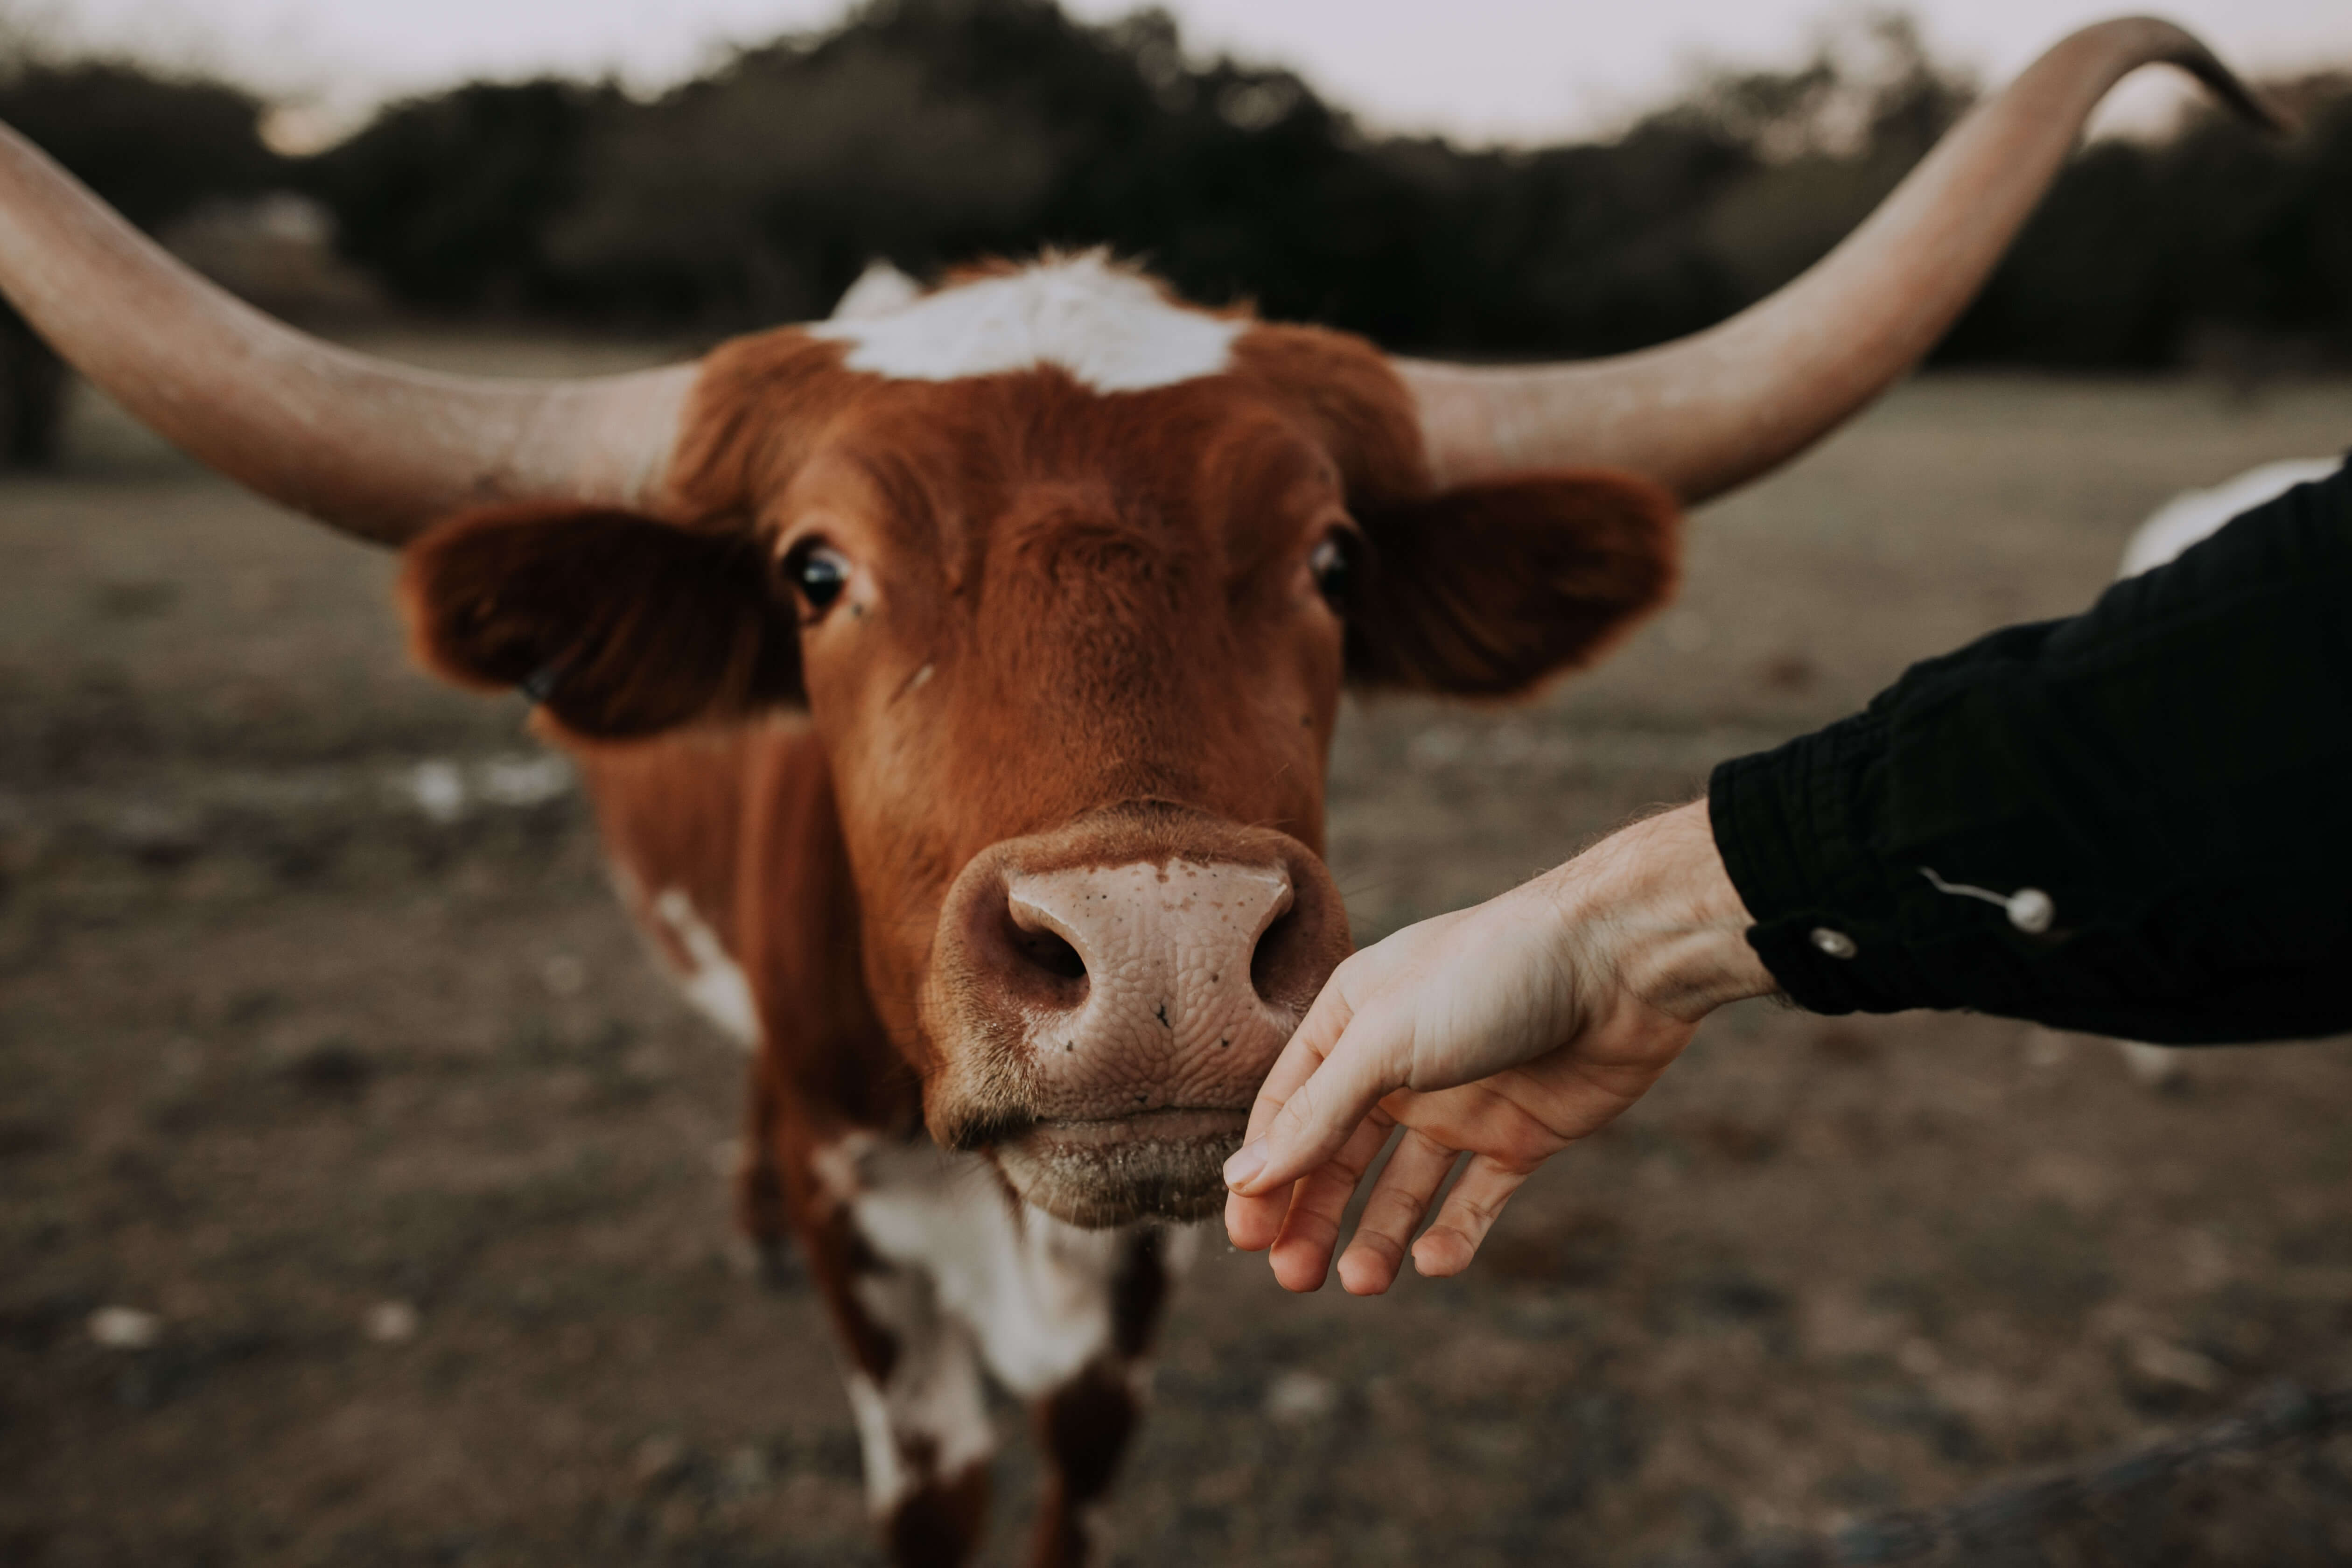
[1396,17,2289,506]
[0,121,697,546]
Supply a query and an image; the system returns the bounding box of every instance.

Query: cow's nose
[1002,861,1301,1009]
[975,854,1346,1111]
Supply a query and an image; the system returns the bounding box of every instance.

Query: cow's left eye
[784,542,852,614]
[1309,532,1354,612]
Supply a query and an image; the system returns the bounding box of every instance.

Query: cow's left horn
[1397,17,2289,505]
[0,120,697,545]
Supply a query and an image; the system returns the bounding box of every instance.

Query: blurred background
[6,2,2352,1565]
[1,0,2350,464]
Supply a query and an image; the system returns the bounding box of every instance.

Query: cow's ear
[1345,470,1681,696]
[399,504,802,740]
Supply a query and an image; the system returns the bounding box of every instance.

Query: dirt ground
[5,341,2352,1567]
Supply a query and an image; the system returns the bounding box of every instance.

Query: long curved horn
[0,120,697,545]
[1399,17,2289,504]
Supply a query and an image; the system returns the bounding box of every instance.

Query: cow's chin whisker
[995,1109,1249,1229]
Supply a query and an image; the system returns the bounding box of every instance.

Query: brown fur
[889,1463,991,1566]
[1348,469,1682,694]
[396,282,1683,1568]
[399,504,801,739]
[1032,1358,1145,1567]
[1228,324,1433,510]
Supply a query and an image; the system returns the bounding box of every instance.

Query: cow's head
[396,255,1679,1225]
[0,15,2276,1224]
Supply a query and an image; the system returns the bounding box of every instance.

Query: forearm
[1533,800,1775,1021]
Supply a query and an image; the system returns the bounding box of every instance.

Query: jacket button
[2006,889,2055,935]
[1810,927,1859,959]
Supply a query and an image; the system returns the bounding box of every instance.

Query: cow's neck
[578,721,919,1134]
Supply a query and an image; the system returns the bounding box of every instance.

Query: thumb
[1226,986,1414,1196]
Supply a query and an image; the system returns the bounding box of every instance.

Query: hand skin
[1221,798,1778,1295]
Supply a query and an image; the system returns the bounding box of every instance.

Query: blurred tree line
[1,0,2348,465]
[0,43,280,461]
[295,0,2352,367]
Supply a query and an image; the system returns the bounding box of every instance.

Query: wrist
[1540,799,1776,1021]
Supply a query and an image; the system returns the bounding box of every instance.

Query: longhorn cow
[0,20,2278,1565]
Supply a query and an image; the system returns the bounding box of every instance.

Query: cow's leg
[840,1262,995,1565]
[733,1060,798,1287]
[785,1132,997,1566]
[1029,1358,1140,1568]
[1019,1228,1195,1568]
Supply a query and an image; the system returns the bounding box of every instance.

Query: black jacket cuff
[1709,712,1904,1014]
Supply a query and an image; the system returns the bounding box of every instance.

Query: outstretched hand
[1221,799,1775,1295]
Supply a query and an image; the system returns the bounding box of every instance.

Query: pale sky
[21,0,2352,148]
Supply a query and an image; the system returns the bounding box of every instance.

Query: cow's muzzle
[921,802,1350,1226]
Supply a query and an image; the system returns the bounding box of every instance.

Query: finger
[1334,1129,1461,1297]
[1410,1155,1532,1279]
[1231,1002,1416,1198]
[1267,1113,1393,1293]
[1258,956,1372,1121]
[1223,1176,1295,1253]
[1222,996,1349,1208]
[1224,984,1368,1247]
[1231,973,1357,1151]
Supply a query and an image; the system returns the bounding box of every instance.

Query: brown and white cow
[0,21,2276,1565]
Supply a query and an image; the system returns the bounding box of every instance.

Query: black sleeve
[1707,458,2352,1044]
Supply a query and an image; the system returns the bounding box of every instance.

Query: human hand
[1221,798,1774,1294]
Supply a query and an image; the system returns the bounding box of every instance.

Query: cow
[0,19,2277,1566]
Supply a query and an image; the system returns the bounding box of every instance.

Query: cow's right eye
[1309,531,1355,612]
[784,542,852,613]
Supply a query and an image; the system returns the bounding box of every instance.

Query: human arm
[1716,456,2352,1042]
[1227,457,2352,1292]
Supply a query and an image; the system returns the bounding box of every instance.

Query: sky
[16,0,2352,150]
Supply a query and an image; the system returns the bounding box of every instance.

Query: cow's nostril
[1249,903,1305,1007]
[989,883,1094,1009]
[1014,924,1088,982]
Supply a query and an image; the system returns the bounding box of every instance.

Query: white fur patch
[824,1134,1150,1398]
[650,889,759,1048]
[841,1301,993,1514]
[819,1134,1204,1517]
[832,259,925,321]
[807,252,1242,393]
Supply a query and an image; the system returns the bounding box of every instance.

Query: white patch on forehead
[831,259,924,321]
[650,889,759,1049]
[825,1134,1138,1398]
[807,252,1243,393]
